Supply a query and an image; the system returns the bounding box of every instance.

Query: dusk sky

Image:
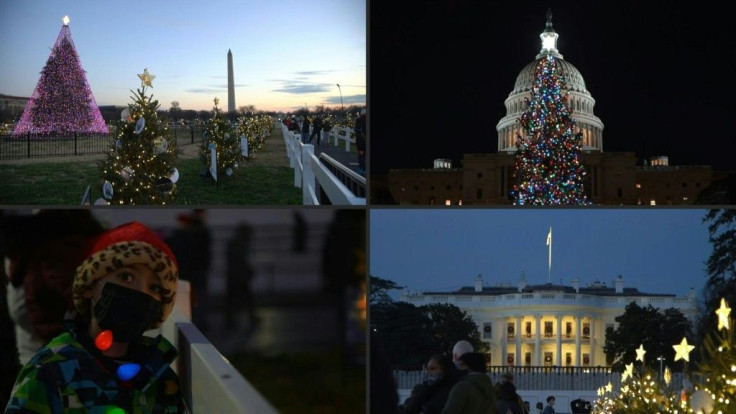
[370,209,714,300]
[371,1,736,173]
[0,0,366,113]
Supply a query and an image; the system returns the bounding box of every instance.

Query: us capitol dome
[497,9,604,153]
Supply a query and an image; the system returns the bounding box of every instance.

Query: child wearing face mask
[5,221,185,413]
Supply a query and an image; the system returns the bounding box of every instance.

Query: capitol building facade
[383,11,715,205]
[399,275,698,368]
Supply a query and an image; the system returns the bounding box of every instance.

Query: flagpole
[547,227,552,283]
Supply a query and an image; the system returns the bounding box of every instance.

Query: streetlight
[336,83,344,110]
[656,356,664,383]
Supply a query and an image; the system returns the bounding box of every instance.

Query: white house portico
[399,275,698,368]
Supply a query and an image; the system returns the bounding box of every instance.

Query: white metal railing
[157,281,278,414]
[281,123,365,205]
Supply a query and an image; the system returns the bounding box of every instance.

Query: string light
[13,19,107,136]
[512,55,589,205]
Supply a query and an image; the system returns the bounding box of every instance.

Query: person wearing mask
[440,352,495,414]
[404,354,458,414]
[5,222,185,413]
[2,210,105,365]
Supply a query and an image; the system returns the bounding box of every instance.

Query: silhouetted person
[370,330,399,414]
[165,209,211,332]
[292,210,308,253]
[225,223,257,328]
[322,209,366,368]
[1,210,106,409]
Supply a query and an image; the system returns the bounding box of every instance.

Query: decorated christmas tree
[199,97,240,179]
[98,69,179,205]
[13,15,107,136]
[235,113,273,156]
[512,54,590,205]
[592,298,735,414]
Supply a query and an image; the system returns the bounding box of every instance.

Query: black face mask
[93,282,162,343]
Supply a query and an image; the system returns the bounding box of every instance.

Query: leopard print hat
[73,221,179,328]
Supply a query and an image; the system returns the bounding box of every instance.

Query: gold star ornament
[214,97,220,106]
[605,382,613,393]
[635,344,646,362]
[62,15,70,26]
[673,337,695,362]
[138,68,155,88]
[716,298,731,330]
[622,363,634,382]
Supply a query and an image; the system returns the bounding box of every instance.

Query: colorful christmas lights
[512,55,590,205]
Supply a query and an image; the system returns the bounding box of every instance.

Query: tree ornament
[673,337,695,362]
[635,344,647,362]
[716,298,731,330]
[137,68,155,88]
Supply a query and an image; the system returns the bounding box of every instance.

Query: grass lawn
[0,127,302,205]
[228,350,366,414]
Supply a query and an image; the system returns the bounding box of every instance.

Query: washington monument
[227,49,235,112]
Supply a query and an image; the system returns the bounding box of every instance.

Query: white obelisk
[227,49,235,113]
[546,226,552,282]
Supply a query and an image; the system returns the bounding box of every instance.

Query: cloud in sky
[273,83,330,94]
[324,94,366,105]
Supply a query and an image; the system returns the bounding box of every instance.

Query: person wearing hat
[5,221,184,413]
[440,352,495,414]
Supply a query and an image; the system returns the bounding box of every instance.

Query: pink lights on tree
[13,18,107,136]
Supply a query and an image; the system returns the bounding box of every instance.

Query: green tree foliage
[604,302,691,371]
[371,302,436,369]
[369,276,401,306]
[421,303,489,357]
[99,87,178,204]
[199,98,240,180]
[369,278,488,369]
[697,209,736,342]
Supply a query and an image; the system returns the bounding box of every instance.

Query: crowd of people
[386,339,587,414]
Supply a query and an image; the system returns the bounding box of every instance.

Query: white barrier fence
[156,281,278,414]
[282,123,366,205]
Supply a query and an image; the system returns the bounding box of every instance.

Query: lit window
[683,197,688,201]
[445,200,451,206]
[635,183,641,189]
[650,199,656,206]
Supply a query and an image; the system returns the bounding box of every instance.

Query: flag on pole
[546,227,552,246]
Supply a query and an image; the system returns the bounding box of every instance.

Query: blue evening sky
[0,0,366,112]
[370,209,713,299]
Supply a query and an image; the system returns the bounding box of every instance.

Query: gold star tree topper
[138,68,155,88]
[673,337,695,362]
[62,15,70,26]
[716,298,731,330]
[214,97,220,106]
[635,344,646,362]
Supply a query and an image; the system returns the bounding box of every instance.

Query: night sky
[370,209,713,299]
[370,1,736,174]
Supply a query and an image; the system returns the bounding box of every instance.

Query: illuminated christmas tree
[592,299,735,414]
[512,54,590,205]
[200,97,240,179]
[13,15,107,136]
[235,113,273,156]
[98,69,179,205]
